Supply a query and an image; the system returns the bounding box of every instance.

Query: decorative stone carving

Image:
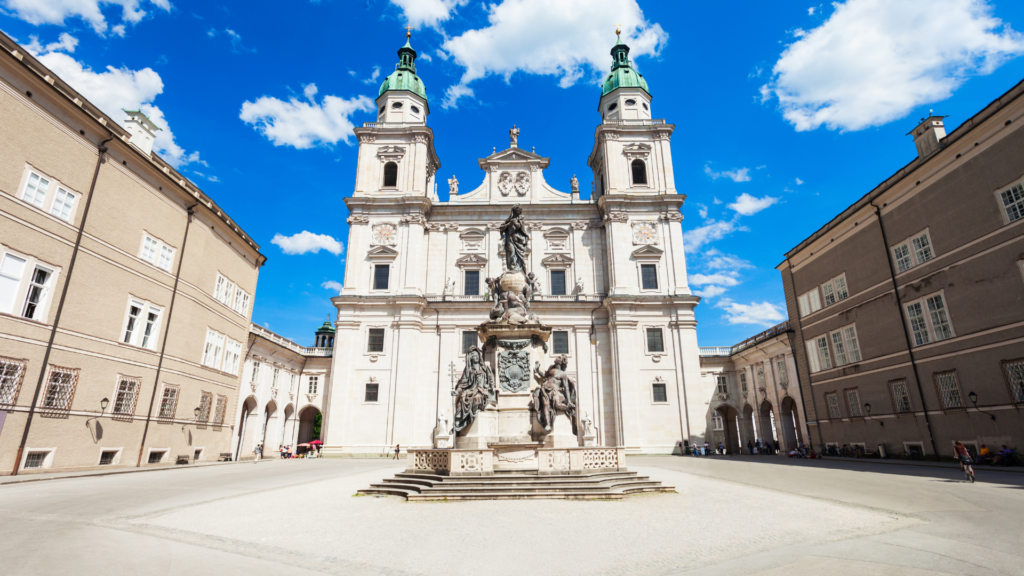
[448,175,458,195]
[631,221,659,245]
[654,131,672,141]
[531,355,578,435]
[445,223,460,232]
[497,171,513,196]
[603,212,629,224]
[602,132,619,141]
[376,145,406,162]
[453,346,496,432]
[486,222,502,231]
[570,221,588,230]
[358,135,375,144]
[498,347,531,392]
[660,212,684,223]
[413,134,428,144]
[426,223,444,232]
[573,277,585,295]
[347,215,369,225]
[306,393,318,403]
[250,383,257,392]
[622,142,652,160]
[497,339,531,351]
[370,222,397,246]
[514,171,530,196]
[443,277,455,295]
[400,215,425,226]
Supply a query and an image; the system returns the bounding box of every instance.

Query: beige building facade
[780,79,1024,459]
[0,32,265,474]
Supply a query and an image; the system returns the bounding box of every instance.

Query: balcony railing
[602,119,666,127]
[699,347,732,357]
[250,323,334,357]
[301,347,333,357]
[728,320,791,355]
[362,121,426,128]
[425,294,606,303]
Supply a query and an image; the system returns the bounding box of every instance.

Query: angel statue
[452,346,496,433]
[530,355,578,435]
[448,175,459,195]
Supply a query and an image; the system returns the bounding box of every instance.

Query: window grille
[1002,359,1024,404]
[158,385,179,419]
[933,370,964,410]
[112,377,140,419]
[365,383,379,402]
[198,391,213,422]
[1000,182,1024,223]
[652,382,667,403]
[464,270,480,296]
[552,331,569,355]
[825,392,841,419]
[308,376,319,394]
[24,451,47,469]
[42,365,79,412]
[550,270,566,295]
[0,356,27,406]
[99,450,117,465]
[646,328,665,353]
[148,451,165,464]
[889,379,912,413]
[845,388,863,417]
[367,328,385,353]
[373,265,390,290]
[640,264,658,290]
[214,395,228,425]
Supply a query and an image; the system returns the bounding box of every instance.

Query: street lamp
[183,406,202,431]
[968,391,996,420]
[864,403,883,427]
[100,397,109,413]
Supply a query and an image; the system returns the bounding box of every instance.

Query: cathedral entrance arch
[280,404,295,448]
[779,396,801,451]
[740,404,756,450]
[260,401,278,454]
[758,400,778,448]
[296,406,322,448]
[715,406,741,454]
[235,396,258,461]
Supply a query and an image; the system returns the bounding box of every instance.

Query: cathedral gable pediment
[631,245,664,259]
[541,253,574,266]
[455,253,488,267]
[366,245,399,259]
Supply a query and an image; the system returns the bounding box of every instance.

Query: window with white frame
[712,411,724,430]
[0,356,27,406]
[825,392,841,419]
[797,288,822,317]
[50,187,76,221]
[739,373,748,395]
[1002,359,1024,404]
[112,376,141,417]
[806,335,832,373]
[776,359,789,387]
[646,327,665,353]
[19,169,82,222]
[202,329,225,370]
[232,286,250,317]
[716,375,727,394]
[22,171,50,208]
[158,384,179,419]
[365,382,379,402]
[251,361,261,383]
[845,388,863,417]
[999,181,1024,223]
[0,252,57,322]
[905,292,953,346]
[889,379,912,413]
[652,381,668,403]
[223,338,241,375]
[821,273,849,307]
[892,230,935,273]
[830,325,862,366]
[122,299,162,351]
[21,265,53,321]
[42,365,78,410]
[933,370,964,410]
[308,375,319,394]
[367,328,385,353]
[139,234,175,272]
[214,273,235,306]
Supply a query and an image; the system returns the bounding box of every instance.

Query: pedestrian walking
[703,441,710,456]
[393,444,401,460]
[747,440,754,455]
[253,443,262,464]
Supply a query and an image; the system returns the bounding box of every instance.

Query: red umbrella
[309,439,323,445]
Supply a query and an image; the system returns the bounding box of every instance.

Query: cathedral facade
[321,33,705,455]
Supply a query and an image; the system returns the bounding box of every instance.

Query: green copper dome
[601,34,650,97]
[379,35,428,101]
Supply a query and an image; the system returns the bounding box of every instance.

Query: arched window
[383,162,398,188]
[631,159,648,185]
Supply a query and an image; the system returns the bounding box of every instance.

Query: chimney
[910,113,946,158]
[122,109,161,156]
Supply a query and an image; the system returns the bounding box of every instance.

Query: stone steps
[358,470,674,501]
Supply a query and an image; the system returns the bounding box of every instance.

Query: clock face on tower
[631,221,659,245]
[371,222,397,246]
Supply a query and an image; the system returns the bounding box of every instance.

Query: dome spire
[378,28,428,102]
[601,27,650,97]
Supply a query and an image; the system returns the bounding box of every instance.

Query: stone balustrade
[406,446,626,476]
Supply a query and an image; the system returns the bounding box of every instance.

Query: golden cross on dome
[405,25,413,38]
[615,23,621,36]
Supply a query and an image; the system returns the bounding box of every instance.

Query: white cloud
[728,193,779,216]
[762,0,1024,132]
[795,177,804,185]
[224,28,256,53]
[1,0,171,35]
[321,280,343,293]
[24,32,78,55]
[712,197,723,205]
[704,163,751,183]
[27,37,200,168]
[704,249,753,272]
[438,0,667,108]
[683,218,745,253]
[694,285,727,299]
[716,300,787,326]
[697,203,708,219]
[240,83,374,149]
[389,0,468,29]
[690,273,740,287]
[808,6,815,15]
[360,66,381,85]
[418,52,432,63]
[271,231,344,256]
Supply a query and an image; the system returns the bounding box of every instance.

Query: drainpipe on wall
[11,133,113,476]
[870,201,940,461]
[135,202,198,467]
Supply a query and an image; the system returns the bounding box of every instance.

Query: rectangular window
[652,382,668,403]
[21,266,51,320]
[42,365,78,411]
[148,451,165,464]
[926,294,952,341]
[893,243,913,273]
[806,335,831,373]
[158,245,174,271]
[462,331,477,354]
[202,329,225,370]
[640,264,658,290]
[0,254,27,315]
[906,292,953,346]
[232,287,250,316]
[739,373,748,395]
[198,391,213,422]
[912,232,934,265]
[214,395,228,425]
[934,370,964,410]
[367,328,385,353]
[464,270,480,296]
[122,299,162,350]
[141,236,159,265]
[776,359,789,387]
[365,383,379,402]
[99,450,117,466]
[1003,359,1024,404]
[24,451,47,469]
[0,356,27,406]
[552,331,569,355]
[308,376,319,394]
[906,301,930,346]
[845,388,863,417]
[889,379,912,413]
[373,265,390,290]
[712,412,723,430]
[272,368,280,389]
[893,231,936,273]
[22,172,50,208]
[112,377,140,416]
[158,385,179,419]
[223,339,241,375]
[123,301,142,344]
[140,309,160,350]
[830,325,861,366]
[716,375,728,394]
[50,188,76,221]
[646,327,665,353]
[797,289,822,317]
[1000,181,1024,223]
[825,392,841,419]
[251,361,260,383]
[550,270,566,295]
[214,274,235,305]
[821,273,849,307]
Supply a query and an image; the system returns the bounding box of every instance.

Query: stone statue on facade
[448,175,459,195]
[573,277,584,296]
[509,124,519,147]
[570,174,579,193]
[452,345,496,433]
[444,277,455,296]
[499,204,529,273]
[580,411,593,437]
[530,355,578,435]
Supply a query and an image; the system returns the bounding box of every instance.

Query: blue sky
[3,0,1024,347]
